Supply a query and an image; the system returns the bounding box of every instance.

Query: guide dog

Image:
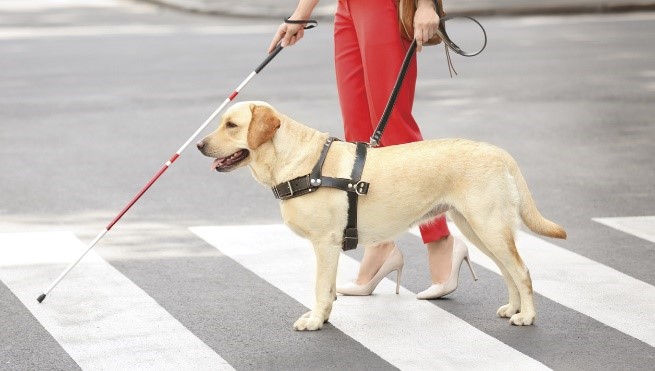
[196,101,566,330]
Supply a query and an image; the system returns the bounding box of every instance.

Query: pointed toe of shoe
[336,282,373,296]
[337,245,405,296]
[416,284,453,300]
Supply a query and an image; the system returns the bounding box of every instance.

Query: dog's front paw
[293,311,325,331]
[509,312,535,326]
[496,303,520,318]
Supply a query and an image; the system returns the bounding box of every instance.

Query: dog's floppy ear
[247,104,281,149]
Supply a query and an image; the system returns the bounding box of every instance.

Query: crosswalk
[192,225,548,370]
[1,223,654,370]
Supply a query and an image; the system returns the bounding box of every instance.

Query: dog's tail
[505,153,567,239]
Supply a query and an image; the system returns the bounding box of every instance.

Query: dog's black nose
[196,140,205,150]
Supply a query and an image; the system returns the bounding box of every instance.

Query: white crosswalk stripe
[410,223,655,347]
[191,225,550,370]
[593,216,655,244]
[0,231,233,371]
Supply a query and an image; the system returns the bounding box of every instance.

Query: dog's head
[197,101,281,172]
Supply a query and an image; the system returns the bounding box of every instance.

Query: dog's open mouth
[211,149,250,172]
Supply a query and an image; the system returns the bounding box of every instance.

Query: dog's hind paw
[496,303,519,318]
[293,311,325,331]
[509,312,535,326]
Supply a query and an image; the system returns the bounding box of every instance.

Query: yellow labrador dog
[197,101,566,331]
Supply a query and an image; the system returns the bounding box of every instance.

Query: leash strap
[369,39,417,147]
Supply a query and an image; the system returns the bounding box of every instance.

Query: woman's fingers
[268,24,287,53]
[413,2,439,52]
[281,23,304,47]
[268,23,306,53]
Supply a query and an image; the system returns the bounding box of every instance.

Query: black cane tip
[37,294,46,303]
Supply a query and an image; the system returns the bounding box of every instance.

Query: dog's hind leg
[465,216,536,326]
[293,239,341,331]
[449,210,522,319]
[493,237,535,326]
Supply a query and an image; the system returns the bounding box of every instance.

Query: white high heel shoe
[416,237,478,300]
[337,245,404,296]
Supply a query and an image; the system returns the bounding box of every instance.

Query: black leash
[369,39,418,147]
[369,16,487,147]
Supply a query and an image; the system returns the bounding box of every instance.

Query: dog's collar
[271,137,370,251]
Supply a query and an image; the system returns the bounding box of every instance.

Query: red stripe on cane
[229,91,238,100]
[105,165,169,230]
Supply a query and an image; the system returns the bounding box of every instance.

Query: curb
[141,0,655,19]
[139,0,337,19]
[452,3,655,16]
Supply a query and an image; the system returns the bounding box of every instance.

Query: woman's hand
[268,0,319,53]
[414,0,440,52]
[268,21,306,53]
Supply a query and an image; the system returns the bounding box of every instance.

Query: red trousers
[334,0,449,244]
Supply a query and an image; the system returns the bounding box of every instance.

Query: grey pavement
[143,0,655,18]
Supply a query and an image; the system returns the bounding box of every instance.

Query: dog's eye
[226,121,237,129]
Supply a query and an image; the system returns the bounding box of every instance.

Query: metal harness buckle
[286,181,294,197]
[354,181,369,195]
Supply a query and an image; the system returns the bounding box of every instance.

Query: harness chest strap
[343,141,368,251]
[271,138,370,251]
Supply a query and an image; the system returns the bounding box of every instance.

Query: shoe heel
[395,266,403,294]
[464,254,479,281]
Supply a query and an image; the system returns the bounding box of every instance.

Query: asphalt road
[1,1,654,370]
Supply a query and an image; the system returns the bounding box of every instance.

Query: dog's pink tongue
[211,158,224,171]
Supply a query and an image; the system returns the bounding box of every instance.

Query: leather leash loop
[437,15,488,57]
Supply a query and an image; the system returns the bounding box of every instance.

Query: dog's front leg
[293,240,341,331]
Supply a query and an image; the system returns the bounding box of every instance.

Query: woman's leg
[348,0,452,250]
[335,0,395,285]
[347,0,421,146]
[421,219,455,283]
[335,0,372,142]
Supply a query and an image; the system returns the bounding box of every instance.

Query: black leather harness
[271,137,369,251]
